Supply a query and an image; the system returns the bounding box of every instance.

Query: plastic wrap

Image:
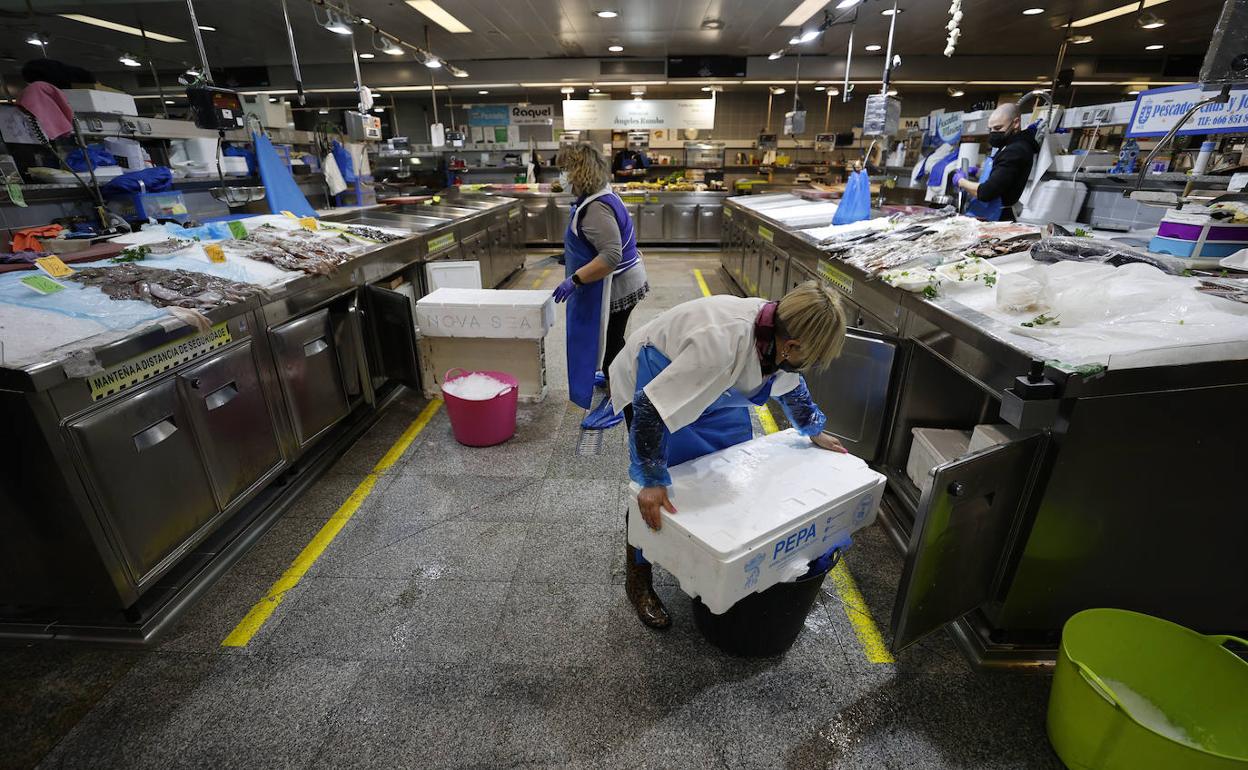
[1030,236,1187,275]
[775,378,827,437]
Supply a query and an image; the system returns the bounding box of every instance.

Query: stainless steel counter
[481,190,730,246]
[0,194,523,642]
[723,197,1248,666]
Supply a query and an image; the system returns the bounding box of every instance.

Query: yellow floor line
[829,561,895,664]
[530,266,554,290]
[693,268,712,298]
[221,399,443,647]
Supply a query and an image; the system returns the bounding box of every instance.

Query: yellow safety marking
[530,266,554,290]
[829,560,895,664]
[693,268,713,298]
[221,399,443,647]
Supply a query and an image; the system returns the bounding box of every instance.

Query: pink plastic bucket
[440,368,519,447]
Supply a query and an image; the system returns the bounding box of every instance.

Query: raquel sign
[562,99,715,130]
[1127,83,1248,138]
[510,104,555,125]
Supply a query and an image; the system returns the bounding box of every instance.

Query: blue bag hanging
[254,131,316,217]
[833,168,870,225]
[852,169,873,220]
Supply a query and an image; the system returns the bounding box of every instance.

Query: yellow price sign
[299,217,318,231]
[204,244,227,263]
[35,255,75,278]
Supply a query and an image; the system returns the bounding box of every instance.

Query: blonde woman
[607,282,849,629]
[553,144,649,428]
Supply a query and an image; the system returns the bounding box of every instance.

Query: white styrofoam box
[64,89,137,116]
[627,429,886,614]
[968,423,1027,454]
[426,260,483,291]
[906,428,971,493]
[415,288,555,339]
[1019,180,1088,226]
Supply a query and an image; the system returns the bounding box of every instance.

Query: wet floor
[1,250,1064,769]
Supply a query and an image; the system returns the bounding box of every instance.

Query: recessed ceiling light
[1128,89,1141,95]
[478,89,489,94]
[701,18,724,30]
[814,85,825,91]
[374,107,385,113]
[405,0,471,33]
[359,17,371,23]
[835,0,862,9]
[25,33,47,47]
[268,97,278,103]
[359,52,375,59]
[318,108,330,114]
[58,13,184,42]
[887,88,898,96]
[770,87,786,95]
[561,86,575,93]
[1145,43,1165,50]
[197,25,216,31]
[1022,7,1044,15]
[865,44,882,51]
[608,44,624,52]
[1136,11,1165,28]
[597,10,618,18]
[881,8,902,15]
[782,0,833,26]
[323,10,352,34]
[768,49,785,60]
[1070,35,1093,44]
[947,87,965,97]
[1071,0,1168,28]
[164,99,176,105]
[118,54,142,67]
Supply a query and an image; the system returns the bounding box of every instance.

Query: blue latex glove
[553,276,577,303]
[952,169,968,187]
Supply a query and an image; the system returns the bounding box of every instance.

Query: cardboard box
[418,336,546,402]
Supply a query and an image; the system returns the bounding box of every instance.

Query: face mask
[988,130,1009,149]
[558,171,570,189]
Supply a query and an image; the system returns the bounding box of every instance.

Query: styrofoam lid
[416,287,553,309]
[648,429,883,560]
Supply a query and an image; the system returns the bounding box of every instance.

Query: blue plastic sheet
[0,260,165,330]
[255,132,315,217]
[832,169,871,225]
[331,140,356,183]
[102,167,174,195]
[161,221,235,241]
[65,144,117,172]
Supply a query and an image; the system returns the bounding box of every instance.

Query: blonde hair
[776,281,848,372]
[556,143,610,197]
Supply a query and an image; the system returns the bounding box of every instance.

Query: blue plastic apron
[563,189,638,409]
[965,151,1005,222]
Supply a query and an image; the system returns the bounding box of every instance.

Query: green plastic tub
[1048,608,1248,770]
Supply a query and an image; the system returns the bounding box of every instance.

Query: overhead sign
[562,99,715,130]
[1127,83,1248,138]
[467,105,509,127]
[510,104,555,125]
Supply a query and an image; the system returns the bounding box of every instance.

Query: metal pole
[390,94,400,134]
[824,90,832,132]
[881,1,898,93]
[426,26,439,125]
[137,20,169,118]
[842,24,854,103]
[793,51,801,113]
[766,89,774,132]
[184,0,213,82]
[348,28,365,112]
[280,0,306,105]
[1046,19,1072,129]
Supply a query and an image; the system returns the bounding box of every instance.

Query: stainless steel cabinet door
[740,237,762,297]
[179,341,283,511]
[523,202,550,242]
[638,204,665,241]
[765,247,789,300]
[509,217,526,273]
[804,328,898,462]
[364,285,422,391]
[462,232,491,287]
[549,197,573,244]
[697,205,723,241]
[270,309,351,447]
[68,379,219,584]
[890,434,1047,652]
[665,204,698,241]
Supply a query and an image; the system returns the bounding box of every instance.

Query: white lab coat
[608,294,801,433]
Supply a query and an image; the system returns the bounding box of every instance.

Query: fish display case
[496,189,731,245]
[722,195,1248,666]
[0,196,522,642]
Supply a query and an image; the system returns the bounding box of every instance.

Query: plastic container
[1048,608,1248,770]
[415,288,555,340]
[64,89,137,116]
[425,260,483,291]
[1019,180,1088,226]
[440,368,518,447]
[968,423,1027,454]
[905,428,971,492]
[693,563,833,657]
[627,429,885,614]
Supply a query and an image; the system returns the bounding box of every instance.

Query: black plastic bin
[692,565,831,658]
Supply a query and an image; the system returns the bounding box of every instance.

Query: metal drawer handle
[133,418,177,452]
[303,337,329,357]
[205,382,239,411]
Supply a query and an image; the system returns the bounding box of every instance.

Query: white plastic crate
[415,288,554,340]
[425,260,482,291]
[906,427,971,494]
[64,89,137,116]
[627,429,885,614]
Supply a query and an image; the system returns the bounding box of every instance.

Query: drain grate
[577,428,605,456]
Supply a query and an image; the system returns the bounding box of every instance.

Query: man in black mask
[955,103,1040,221]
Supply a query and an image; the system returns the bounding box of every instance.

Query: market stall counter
[722,193,1248,667]
[0,195,520,642]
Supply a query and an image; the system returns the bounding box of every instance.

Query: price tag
[204,244,226,263]
[227,220,248,239]
[299,217,318,231]
[35,255,75,278]
[21,275,65,294]
[5,183,25,207]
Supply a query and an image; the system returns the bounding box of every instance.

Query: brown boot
[625,546,671,629]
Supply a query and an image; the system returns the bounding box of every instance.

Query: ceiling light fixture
[836,0,862,9]
[57,13,184,42]
[1070,0,1167,28]
[1070,34,1094,44]
[118,53,142,67]
[947,86,965,97]
[887,88,898,96]
[881,8,902,15]
[1145,43,1164,50]
[768,49,785,60]
[197,25,216,31]
[782,0,832,26]
[446,64,469,77]
[359,52,375,59]
[865,44,882,51]
[608,44,624,52]
[770,87,786,95]
[318,108,330,114]
[1022,7,1045,15]
[25,33,48,47]
[478,89,489,94]
[419,50,443,68]
[1127,89,1141,95]
[814,85,825,91]
[268,97,278,103]
[589,87,600,93]
[561,86,575,93]
[381,36,405,55]
[405,0,472,33]
[165,99,176,105]
[359,17,371,23]
[1136,11,1165,29]
[323,10,352,34]
[701,18,725,30]
[374,107,385,113]
[597,10,618,18]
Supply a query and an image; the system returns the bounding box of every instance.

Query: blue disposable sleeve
[776,376,828,437]
[629,390,672,487]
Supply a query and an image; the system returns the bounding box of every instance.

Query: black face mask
[988,130,1010,149]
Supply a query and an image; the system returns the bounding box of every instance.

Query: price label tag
[6,183,25,207]
[21,275,65,294]
[299,217,318,231]
[204,244,226,263]
[35,255,75,278]
[227,220,248,239]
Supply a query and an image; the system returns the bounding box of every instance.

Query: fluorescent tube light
[1070,0,1167,28]
[58,13,184,43]
[406,0,471,33]
[781,0,830,26]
